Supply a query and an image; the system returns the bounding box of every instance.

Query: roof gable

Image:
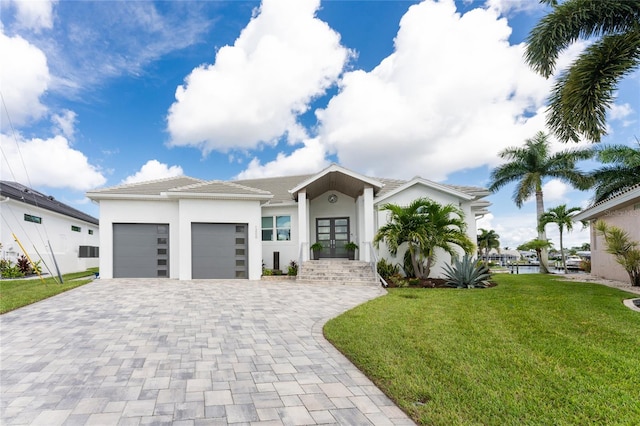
[374,177,476,204]
[288,164,384,201]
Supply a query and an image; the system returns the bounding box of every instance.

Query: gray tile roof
[87,176,203,196]
[1,181,99,225]
[86,171,488,204]
[169,180,272,197]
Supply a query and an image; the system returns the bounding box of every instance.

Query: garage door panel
[192,223,247,279]
[113,224,169,278]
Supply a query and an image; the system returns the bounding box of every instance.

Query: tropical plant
[0,259,24,278]
[16,255,33,275]
[525,0,640,143]
[344,242,358,252]
[538,204,583,274]
[595,220,640,286]
[310,242,323,251]
[489,131,592,273]
[477,228,500,267]
[376,258,400,280]
[517,239,555,267]
[591,143,640,203]
[442,254,492,289]
[287,260,298,276]
[374,198,474,279]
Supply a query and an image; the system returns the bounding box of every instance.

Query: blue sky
[1,0,638,250]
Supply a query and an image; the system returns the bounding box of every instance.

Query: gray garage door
[113,224,169,278]
[192,223,248,279]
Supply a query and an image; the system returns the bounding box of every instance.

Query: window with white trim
[261,215,291,241]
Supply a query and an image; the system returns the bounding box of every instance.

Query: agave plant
[442,254,491,288]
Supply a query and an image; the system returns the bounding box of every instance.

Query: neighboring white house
[86,164,491,281]
[1,181,100,276]
[573,184,640,283]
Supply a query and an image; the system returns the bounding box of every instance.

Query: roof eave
[573,187,640,221]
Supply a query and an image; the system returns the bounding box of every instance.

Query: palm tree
[517,238,554,268]
[477,228,500,267]
[591,143,640,203]
[538,204,582,274]
[525,0,640,143]
[374,198,474,279]
[488,131,593,273]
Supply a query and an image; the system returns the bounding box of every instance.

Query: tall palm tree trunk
[559,229,567,274]
[535,190,550,274]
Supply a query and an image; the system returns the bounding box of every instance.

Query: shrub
[580,259,591,273]
[442,254,491,288]
[377,258,400,280]
[16,255,32,275]
[287,260,298,276]
[262,268,273,276]
[0,259,24,278]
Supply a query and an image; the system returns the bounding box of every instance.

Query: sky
[1,0,638,251]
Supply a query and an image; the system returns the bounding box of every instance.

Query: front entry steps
[297,259,378,286]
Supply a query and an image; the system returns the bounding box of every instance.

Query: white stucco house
[573,184,640,283]
[86,164,490,281]
[1,181,100,276]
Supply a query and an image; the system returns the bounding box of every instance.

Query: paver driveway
[1,279,415,425]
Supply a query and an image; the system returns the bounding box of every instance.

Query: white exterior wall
[97,199,180,279]
[374,186,476,278]
[0,199,99,275]
[177,198,263,280]
[98,198,264,280]
[261,205,299,271]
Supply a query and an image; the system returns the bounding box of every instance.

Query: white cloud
[167,0,351,153]
[0,133,106,190]
[50,109,76,140]
[122,160,184,184]
[0,30,50,126]
[9,0,57,31]
[609,102,634,122]
[316,0,560,181]
[485,0,546,15]
[541,179,571,204]
[236,138,329,179]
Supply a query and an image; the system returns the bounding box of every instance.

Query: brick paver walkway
[1,279,415,425]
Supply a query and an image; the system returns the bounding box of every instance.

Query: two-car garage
[87,176,270,280]
[112,223,248,279]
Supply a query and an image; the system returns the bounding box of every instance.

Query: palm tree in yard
[477,228,500,267]
[538,204,583,274]
[591,143,640,203]
[525,0,640,143]
[488,131,593,273]
[374,198,474,279]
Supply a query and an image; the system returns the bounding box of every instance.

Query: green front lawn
[324,274,640,425]
[0,268,98,314]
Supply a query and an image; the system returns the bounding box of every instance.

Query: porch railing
[367,241,388,288]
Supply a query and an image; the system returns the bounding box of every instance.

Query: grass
[324,273,640,425]
[0,268,98,314]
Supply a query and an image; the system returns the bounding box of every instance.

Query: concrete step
[298,260,378,286]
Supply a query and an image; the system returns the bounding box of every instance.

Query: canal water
[506,265,587,275]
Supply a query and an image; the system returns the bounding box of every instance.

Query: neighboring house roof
[1,181,99,225]
[573,183,640,221]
